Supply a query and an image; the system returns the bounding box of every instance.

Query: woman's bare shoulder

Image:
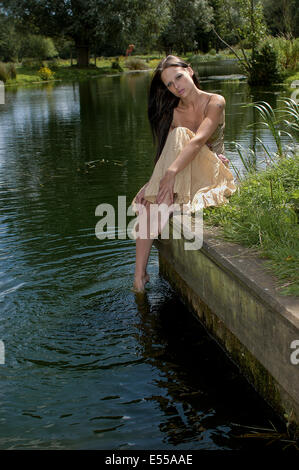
[209,93,226,107]
[204,93,225,119]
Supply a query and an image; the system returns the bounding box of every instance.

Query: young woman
[131,55,236,293]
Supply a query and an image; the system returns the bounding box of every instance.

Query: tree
[158,0,213,55]
[262,0,299,37]
[132,0,170,53]
[0,0,146,66]
[206,0,231,52]
[94,0,146,57]
[212,0,268,81]
[0,0,92,66]
[19,35,58,61]
[0,14,20,61]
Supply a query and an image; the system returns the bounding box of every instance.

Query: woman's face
[161,66,195,98]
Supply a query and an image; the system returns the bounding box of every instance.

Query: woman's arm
[155,95,225,204]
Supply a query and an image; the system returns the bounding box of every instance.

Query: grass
[2,50,232,87]
[3,50,298,87]
[204,99,299,296]
[204,154,299,296]
[4,56,162,87]
[6,60,115,86]
[189,48,237,64]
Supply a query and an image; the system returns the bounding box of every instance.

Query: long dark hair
[148,55,201,164]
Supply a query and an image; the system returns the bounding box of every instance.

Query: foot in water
[132,273,150,294]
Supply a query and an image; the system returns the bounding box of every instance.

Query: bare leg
[133,196,173,293]
[133,200,153,292]
[133,238,153,292]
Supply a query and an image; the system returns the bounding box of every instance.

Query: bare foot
[132,272,150,293]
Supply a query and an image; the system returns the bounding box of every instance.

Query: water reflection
[133,286,284,450]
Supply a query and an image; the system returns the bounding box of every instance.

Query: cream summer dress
[132,108,236,216]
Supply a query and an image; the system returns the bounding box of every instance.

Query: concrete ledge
[154,215,299,430]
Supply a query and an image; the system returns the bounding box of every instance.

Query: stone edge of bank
[154,220,299,431]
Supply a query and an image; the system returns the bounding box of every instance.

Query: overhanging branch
[212,27,251,73]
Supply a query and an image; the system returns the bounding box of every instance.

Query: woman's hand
[217,153,230,167]
[155,169,176,205]
[135,182,149,205]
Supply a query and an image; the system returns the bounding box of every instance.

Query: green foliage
[111,58,123,72]
[0,61,17,82]
[0,13,20,61]
[157,0,213,54]
[278,97,299,134]
[0,0,151,65]
[205,99,299,295]
[220,0,267,56]
[204,153,299,295]
[231,99,299,181]
[263,0,299,38]
[19,35,58,60]
[21,58,43,68]
[6,62,16,79]
[248,41,283,85]
[0,62,8,82]
[189,50,231,65]
[235,0,267,56]
[53,37,75,60]
[214,1,289,86]
[0,0,298,72]
[271,36,299,72]
[132,0,171,53]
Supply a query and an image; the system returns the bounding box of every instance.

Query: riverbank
[204,151,299,297]
[4,56,161,87]
[4,53,298,92]
[1,50,242,87]
[155,219,299,438]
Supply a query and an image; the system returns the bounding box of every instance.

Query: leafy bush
[0,61,17,82]
[21,58,44,68]
[38,66,55,81]
[124,58,149,70]
[271,36,299,71]
[248,41,283,86]
[46,58,60,70]
[6,62,16,79]
[0,62,8,82]
[20,35,58,61]
[111,57,123,72]
[0,16,20,62]
[204,152,299,295]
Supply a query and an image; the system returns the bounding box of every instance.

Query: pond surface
[0,62,292,450]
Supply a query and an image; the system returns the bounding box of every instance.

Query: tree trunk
[76,44,90,67]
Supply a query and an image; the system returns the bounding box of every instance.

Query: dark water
[0,65,293,450]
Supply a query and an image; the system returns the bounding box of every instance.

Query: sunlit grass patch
[204,152,299,296]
